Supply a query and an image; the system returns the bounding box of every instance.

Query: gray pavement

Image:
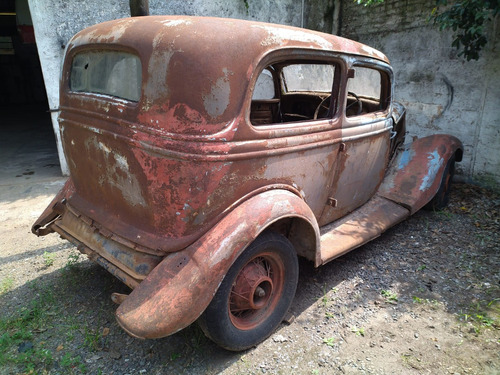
[0,105,63,187]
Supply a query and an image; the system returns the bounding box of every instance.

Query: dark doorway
[0,0,61,184]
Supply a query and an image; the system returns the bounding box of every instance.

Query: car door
[318,63,393,226]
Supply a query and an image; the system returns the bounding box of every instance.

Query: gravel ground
[0,178,499,375]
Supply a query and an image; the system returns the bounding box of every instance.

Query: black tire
[424,155,456,211]
[198,231,299,351]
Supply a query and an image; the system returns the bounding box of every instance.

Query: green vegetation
[83,327,103,352]
[412,296,440,306]
[0,289,56,372]
[60,353,86,373]
[460,298,499,333]
[0,276,14,295]
[323,337,335,346]
[43,251,56,267]
[66,251,81,268]
[381,289,398,302]
[351,326,365,336]
[0,254,101,374]
[432,0,499,60]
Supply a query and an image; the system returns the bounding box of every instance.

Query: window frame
[248,53,344,131]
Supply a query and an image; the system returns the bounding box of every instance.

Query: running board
[317,195,410,266]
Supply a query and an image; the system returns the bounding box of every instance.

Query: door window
[250,62,338,126]
[345,66,389,117]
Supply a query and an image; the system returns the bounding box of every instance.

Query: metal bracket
[327,197,337,207]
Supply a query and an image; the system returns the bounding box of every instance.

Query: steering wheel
[346,91,362,116]
[313,95,332,120]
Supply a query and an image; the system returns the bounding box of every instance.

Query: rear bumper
[52,205,163,289]
[32,180,163,290]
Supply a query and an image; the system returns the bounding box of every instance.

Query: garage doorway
[0,0,61,185]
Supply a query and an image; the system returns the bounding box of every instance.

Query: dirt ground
[0,176,499,375]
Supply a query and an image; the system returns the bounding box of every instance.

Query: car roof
[69,16,389,64]
[65,16,390,134]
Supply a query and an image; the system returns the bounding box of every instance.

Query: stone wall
[342,0,500,185]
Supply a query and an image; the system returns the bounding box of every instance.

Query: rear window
[70,51,142,102]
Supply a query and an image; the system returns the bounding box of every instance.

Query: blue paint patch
[419,150,443,191]
[398,148,414,170]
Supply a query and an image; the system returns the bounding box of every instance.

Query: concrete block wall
[342,0,500,185]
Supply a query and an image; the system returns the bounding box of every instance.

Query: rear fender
[115,189,319,339]
[378,134,463,214]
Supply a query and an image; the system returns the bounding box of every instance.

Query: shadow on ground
[0,184,498,374]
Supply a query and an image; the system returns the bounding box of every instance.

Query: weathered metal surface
[378,134,463,214]
[54,16,392,255]
[318,195,410,266]
[229,252,285,331]
[111,293,128,305]
[318,127,391,226]
[115,190,318,339]
[31,16,464,343]
[54,205,163,280]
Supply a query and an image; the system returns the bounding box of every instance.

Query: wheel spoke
[230,290,250,301]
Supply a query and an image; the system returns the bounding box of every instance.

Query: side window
[252,69,275,100]
[250,63,338,126]
[346,66,388,117]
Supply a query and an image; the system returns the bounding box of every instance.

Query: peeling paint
[158,19,193,28]
[203,68,231,118]
[420,150,443,191]
[361,45,387,61]
[254,25,333,50]
[398,147,414,170]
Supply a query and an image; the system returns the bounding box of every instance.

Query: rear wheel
[425,155,456,210]
[198,231,298,351]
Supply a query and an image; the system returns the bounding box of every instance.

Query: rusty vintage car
[33,16,463,350]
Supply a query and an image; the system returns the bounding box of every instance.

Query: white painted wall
[28,0,131,175]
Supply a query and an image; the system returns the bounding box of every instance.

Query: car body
[33,16,463,350]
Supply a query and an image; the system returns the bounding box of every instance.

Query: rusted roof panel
[66,16,389,135]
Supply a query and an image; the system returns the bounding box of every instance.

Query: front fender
[378,134,463,214]
[116,189,319,339]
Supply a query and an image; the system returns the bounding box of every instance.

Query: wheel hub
[232,260,273,310]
